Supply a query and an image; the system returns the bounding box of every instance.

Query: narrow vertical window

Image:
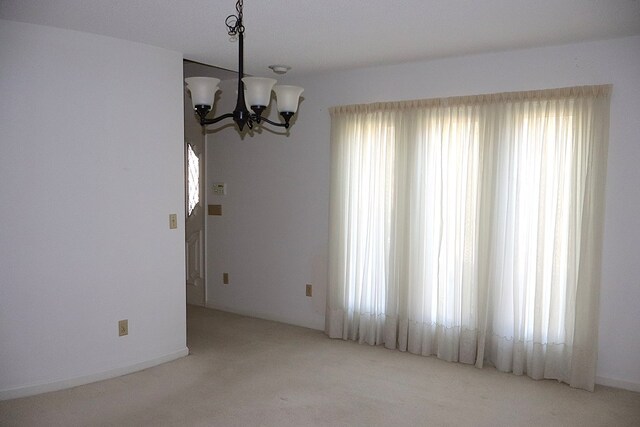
[187,144,200,216]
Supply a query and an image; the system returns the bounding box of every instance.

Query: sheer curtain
[327,86,611,390]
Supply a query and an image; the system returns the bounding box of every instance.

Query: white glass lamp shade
[185,77,220,110]
[273,85,304,113]
[242,77,277,107]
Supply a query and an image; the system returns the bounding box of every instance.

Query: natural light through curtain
[327,86,611,390]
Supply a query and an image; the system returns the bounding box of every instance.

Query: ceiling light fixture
[268,65,291,75]
[185,0,303,131]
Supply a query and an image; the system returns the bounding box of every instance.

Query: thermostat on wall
[213,182,226,195]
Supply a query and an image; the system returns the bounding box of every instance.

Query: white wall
[0,20,187,399]
[204,78,326,329]
[206,35,640,391]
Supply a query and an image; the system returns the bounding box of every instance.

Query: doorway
[183,60,238,307]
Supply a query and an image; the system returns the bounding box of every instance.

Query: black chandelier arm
[200,112,235,126]
[196,109,295,130]
[256,116,290,129]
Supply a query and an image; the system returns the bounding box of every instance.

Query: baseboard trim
[0,347,189,401]
[596,375,640,392]
[205,301,324,331]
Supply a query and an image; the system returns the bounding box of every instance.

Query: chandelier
[185,0,304,131]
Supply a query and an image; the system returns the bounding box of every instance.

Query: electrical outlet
[118,319,128,336]
[306,284,312,297]
[223,273,229,285]
[169,213,178,229]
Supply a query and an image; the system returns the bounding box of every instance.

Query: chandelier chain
[225,0,244,36]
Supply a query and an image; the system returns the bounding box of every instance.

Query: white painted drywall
[206,36,640,390]
[204,78,327,329]
[0,20,187,398]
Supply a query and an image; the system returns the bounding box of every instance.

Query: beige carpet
[1,305,639,426]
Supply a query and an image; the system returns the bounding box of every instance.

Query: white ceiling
[2,0,640,79]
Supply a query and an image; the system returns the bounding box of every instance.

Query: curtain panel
[327,85,611,391]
